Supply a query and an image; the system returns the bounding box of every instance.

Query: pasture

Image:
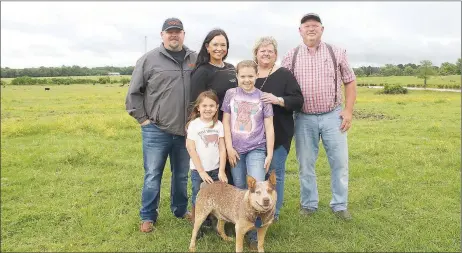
[1,84,460,252]
[357,75,461,89]
[2,75,462,89]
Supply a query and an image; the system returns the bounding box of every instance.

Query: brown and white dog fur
[189,171,277,253]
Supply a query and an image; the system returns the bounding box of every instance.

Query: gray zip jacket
[125,43,198,136]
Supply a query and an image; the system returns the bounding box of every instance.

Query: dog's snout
[263,197,270,206]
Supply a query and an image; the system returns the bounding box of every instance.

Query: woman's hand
[261,92,279,105]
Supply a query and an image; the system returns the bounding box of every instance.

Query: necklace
[257,64,275,91]
[209,61,225,68]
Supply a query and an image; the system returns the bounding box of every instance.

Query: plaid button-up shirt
[281,41,356,114]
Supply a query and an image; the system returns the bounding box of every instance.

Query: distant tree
[439,62,458,76]
[404,63,418,69]
[417,60,436,88]
[397,64,404,70]
[457,58,461,75]
[403,66,415,76]
[381,64,401,76]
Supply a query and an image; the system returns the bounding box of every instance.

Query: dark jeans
[139,123,189,222]
[191,168,220,206]
[265,145,289,217]
[225,161,234,186]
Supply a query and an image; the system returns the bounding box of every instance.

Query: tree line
[1,59,460,78]
[353,59,461,77]
[0,66,134,78]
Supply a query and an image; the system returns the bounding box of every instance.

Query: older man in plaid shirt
[281,13,357,220]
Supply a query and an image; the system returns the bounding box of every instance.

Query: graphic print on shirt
[198,129,219,148]
[232,100,260,133]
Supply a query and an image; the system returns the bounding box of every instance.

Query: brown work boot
[140,221,154,233]
[182,210,194,223]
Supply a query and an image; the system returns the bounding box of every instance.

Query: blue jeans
[294,106,349,212]
[265,145,288,217]
[231,147,266,243]
[231,148,267,189]
[140,123,189,222]
[190,169,219,206]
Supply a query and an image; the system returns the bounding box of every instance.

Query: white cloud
[1,1,460,68]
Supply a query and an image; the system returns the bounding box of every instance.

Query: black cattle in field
[45,87,50,91]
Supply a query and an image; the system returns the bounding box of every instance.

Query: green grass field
[357,75,461,88]
[2,75,461,89]
[1,85,460,252]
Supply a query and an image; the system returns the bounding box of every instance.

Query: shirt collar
[303,41,324,52]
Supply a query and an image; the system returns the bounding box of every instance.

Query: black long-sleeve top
[255,67,304,152]
[190,63,237,121]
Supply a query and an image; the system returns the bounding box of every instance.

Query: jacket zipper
[161,48,191,134]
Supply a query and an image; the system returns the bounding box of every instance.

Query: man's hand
[140,119,150,126]
[339,109,353,132]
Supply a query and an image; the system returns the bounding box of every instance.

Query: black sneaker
[246,230,258,251]
[224,222,235,237]
[273,214,279,223]
[196,226,206,239]
[202,217,213,228]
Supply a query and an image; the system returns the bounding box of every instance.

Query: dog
[189,171,277,253]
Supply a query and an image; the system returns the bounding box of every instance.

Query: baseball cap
[162,17,184,31]
[301,13,322,24]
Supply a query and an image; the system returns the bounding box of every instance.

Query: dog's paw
[221,235,234,242]
[189,246,196,252]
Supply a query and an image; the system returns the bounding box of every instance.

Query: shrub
[11,76,34,85]
[121,77,131,86]
[98,77,111,84]
[378,84,408,94]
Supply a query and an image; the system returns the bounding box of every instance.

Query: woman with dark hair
[189,28,237,236]
[190,28,237,184]
[190,28,237,122]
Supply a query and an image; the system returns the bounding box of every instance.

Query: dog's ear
[247,175,256,192]
[269,170,276,189]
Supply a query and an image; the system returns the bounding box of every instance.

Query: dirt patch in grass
[353,109,394,120]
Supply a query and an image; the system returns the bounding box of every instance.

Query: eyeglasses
[258,49,275,55]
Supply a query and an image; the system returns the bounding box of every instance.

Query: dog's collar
[255,216,263,228]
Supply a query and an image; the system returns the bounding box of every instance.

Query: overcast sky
[1,1,461,69]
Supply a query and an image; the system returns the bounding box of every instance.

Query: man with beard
[126,17,198,232]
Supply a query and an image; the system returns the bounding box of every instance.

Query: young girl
[186,90,228,222]
[221,60,275,248]
[221,60,275,189]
